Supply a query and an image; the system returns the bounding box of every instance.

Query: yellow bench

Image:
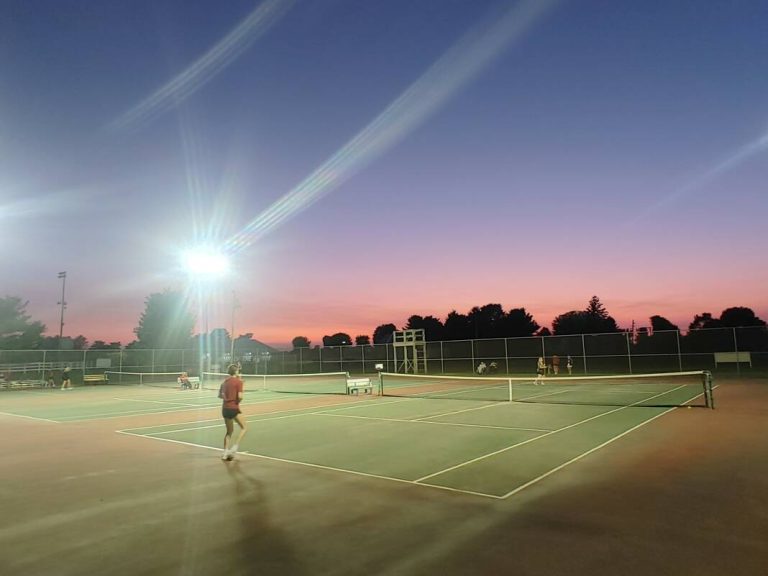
[83,373,109,385]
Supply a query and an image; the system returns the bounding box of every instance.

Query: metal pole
[626,332,633,374]
[581,333,588,374]
[676,330,682,372]
[733,327,740,377]
[504,338,509,375]
[440,341,445,374]
[57,272,67,344]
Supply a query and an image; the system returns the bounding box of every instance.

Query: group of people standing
[534,354,574,385]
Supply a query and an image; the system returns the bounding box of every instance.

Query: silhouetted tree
[323,333,351,346]
[689,312,719,331]
[553,296,619,335]
[90,341,122,350]
[72,335,88,350]
[133,290,195,349]
[355,335,371,346]
[719,307,766,327]
[650,315,679,332]
[373,323,396,344]
[505,308,540,337]
[0,296,45,349]
[292,336,311,349]
[404,315,444,341]
[443,310,470,340]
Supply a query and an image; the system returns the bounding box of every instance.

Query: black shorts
[222,407,240,420]
[536,369,545,375]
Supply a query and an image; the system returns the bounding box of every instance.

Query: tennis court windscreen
[201,371,349,395]
[380,371,714,408]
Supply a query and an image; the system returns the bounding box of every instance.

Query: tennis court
[1,373,766,576]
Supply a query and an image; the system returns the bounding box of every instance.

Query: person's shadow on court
[225,460,306,575]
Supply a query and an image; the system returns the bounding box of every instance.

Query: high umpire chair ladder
[392,329,427,374]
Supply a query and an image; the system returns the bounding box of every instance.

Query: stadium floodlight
[181,246,231,279]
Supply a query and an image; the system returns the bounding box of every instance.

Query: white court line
[57,403,223,422]
[122,396,390,435]
[414,384,690,483]
[112,397,202,407]
[319,412,553,433]
[117,398,424,432]
[115,430,501,500]
[414,402,502,421]
[0,410,60,423]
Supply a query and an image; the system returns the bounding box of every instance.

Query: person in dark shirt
[219,364,247,461]
[61,366,73,390]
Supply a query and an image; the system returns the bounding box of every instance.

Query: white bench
[347,377,373,395]
[714,352,752,367]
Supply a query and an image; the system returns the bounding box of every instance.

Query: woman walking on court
[219,364,247,461]
[534,357,546,385]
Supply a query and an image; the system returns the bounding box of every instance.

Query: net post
[703,371,715,409]
[378,371,384,396]
[508,378,513,402]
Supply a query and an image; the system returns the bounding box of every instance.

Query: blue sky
[2,0,767,347]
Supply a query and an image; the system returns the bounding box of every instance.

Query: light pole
[181,247,231,381]
[57,271,67,347]
[230,291,240,362]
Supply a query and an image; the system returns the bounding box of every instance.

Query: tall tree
[133,290,195,349]
[443,310,470,340]
[322,333,352,346]
[505,308,540,337]
[553,297,619,335]
[404,315,445,341]
[650,315,679,332]
[718,307,766,327]
[688,312,718,331]
[0,296,45,349]
[373,323,396,344]
[90,341,122,350]
[292,336,311,349]
[467,304,506,339]
[355,335,371,346]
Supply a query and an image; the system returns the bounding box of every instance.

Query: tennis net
[104,371,184,388]
[379,371,714,408]
[201,371,349,395]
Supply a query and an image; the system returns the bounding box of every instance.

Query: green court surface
[1,380,710,499]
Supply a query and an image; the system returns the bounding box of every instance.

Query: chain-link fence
[2,326,766,383]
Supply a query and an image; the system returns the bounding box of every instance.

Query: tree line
[0,292,765,352]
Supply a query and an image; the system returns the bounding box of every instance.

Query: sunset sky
[2,0,767,348]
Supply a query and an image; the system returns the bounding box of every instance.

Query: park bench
[179,376,200,389]
[347,377,374,395]
[83,373,109,385]
[714,352,752,367]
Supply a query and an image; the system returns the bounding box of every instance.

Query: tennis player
[534,357,546,385]
[60,366,73,390]
[219,364,247,461]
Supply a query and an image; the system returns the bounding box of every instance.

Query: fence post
[733,327,740,377]
[470,340,475,373]
[440,341,445,374]
[581,334,588,374]
[504,338,509,375]
[625,332,633,374]
[676,330,682,372]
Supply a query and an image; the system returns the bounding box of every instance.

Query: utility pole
[57,271,67,347]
